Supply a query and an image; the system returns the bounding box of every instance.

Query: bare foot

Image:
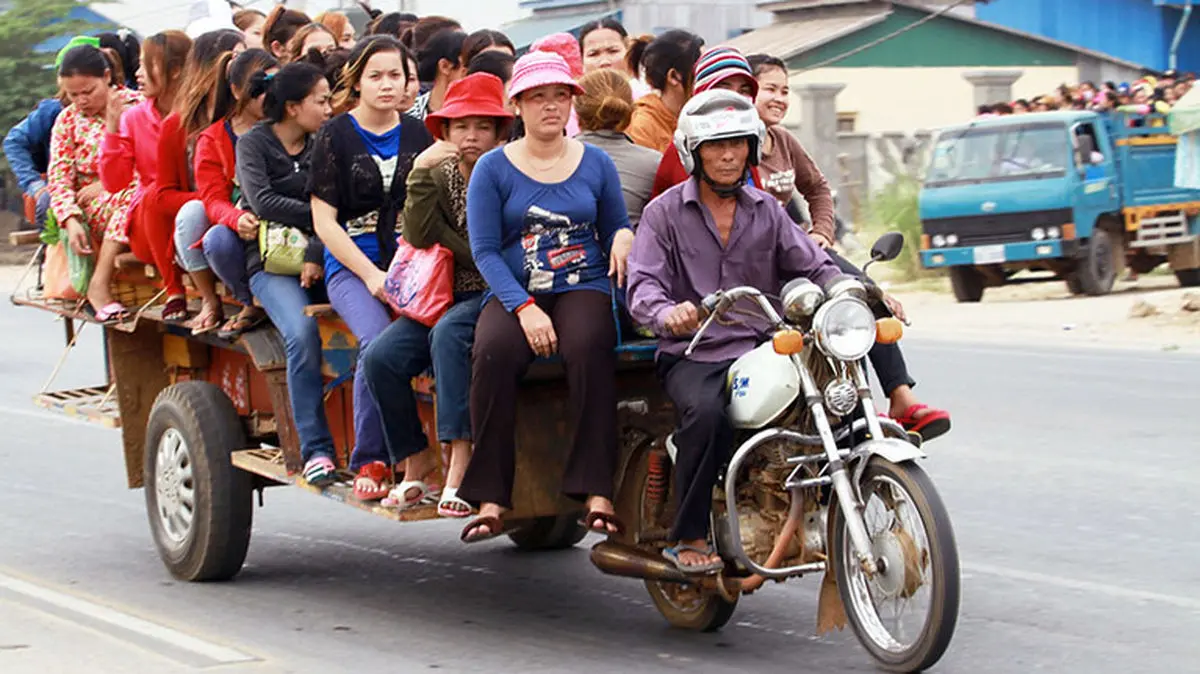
[585,495,622,534]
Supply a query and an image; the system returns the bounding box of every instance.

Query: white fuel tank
[726,342,801,429]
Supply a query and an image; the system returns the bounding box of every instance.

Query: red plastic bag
[382,238,454,327]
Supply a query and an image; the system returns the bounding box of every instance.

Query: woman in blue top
[309,36,434,503]
[458,51,634,543]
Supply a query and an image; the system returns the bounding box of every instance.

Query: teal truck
[918,110,1200,302]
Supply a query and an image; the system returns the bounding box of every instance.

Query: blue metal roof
[976,0,1199,73]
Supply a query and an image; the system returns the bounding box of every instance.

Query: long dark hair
[261,62,326,123]
[98,31,140,89]
[217,49,279,121]
[174,30,245,138]
[58,44,115,82]
[417,29,466,83]
[334,35,408,114]
[628,29,703,93]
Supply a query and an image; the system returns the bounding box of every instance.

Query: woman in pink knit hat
[458,50,634,544]
[531,33,584,136]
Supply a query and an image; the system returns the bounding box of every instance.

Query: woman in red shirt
[195,49,280,337]
[147,29,247,333]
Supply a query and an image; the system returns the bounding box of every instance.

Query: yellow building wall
[784,66,1080,134]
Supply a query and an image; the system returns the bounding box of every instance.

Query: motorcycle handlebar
[685,288,784,357]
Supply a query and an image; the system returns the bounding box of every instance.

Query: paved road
[1,296,1198,673]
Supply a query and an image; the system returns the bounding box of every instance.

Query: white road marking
[964,562,1200,612]
[0,571,257,665]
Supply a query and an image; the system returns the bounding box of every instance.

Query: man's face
[698,137,750,185]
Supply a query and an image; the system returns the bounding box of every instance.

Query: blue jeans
[325,269,390,470]
[248,271,335,463]
[173,200,210,273]
[202,225,252,305]
[363,293,482,464]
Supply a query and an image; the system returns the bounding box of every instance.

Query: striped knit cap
[693,46,759,98]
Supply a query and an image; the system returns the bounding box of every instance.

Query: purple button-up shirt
[627,178,841,363]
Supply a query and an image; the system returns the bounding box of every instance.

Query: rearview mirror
[871,232,905,262]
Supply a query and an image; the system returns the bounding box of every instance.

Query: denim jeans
[202,225,252,305]
[325,269,390,470]
[248,271,335,463]
[362,293,482,464]
[173,200,210,273]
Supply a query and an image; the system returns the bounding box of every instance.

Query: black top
[234,122,324,270]
[307,112,433,269]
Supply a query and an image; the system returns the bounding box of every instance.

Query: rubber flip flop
[662,544,724,575]
[460,515,507,544]
[580,511,626,536]
[892,404,951,442]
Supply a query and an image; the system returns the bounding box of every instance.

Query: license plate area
[973,245,1006,264]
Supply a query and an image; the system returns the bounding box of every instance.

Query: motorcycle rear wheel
[830,458,960,672]
[631,448,737,632]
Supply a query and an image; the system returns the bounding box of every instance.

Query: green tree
[0,0,107,174]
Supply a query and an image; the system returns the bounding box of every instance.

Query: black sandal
[581,511,626,536]
[162,296,189,322]
[460,515,508,544]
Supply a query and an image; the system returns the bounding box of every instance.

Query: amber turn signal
[876,317,904,344]
[772,329,805,355]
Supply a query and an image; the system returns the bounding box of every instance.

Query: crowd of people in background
[977,70,1196,118]
[2,5,954,573]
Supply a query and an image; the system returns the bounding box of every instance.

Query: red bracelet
[514,298,536,315]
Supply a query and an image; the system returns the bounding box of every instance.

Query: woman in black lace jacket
[308,35,433,503]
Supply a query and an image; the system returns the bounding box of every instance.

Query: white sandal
[382,480,439,510]
[437,487,473,518]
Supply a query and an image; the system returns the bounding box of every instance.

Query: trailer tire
[508,514,588,551]
[1076,229,1121,296]
[144,381,252,582]
[948,267,985,303]
[1176,269,1200,287]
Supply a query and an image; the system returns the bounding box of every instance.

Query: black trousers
[657,354,736,542]
[459,291,618,509]
[827,249,916,395]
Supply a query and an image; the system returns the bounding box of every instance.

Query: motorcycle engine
[734,439,828,567]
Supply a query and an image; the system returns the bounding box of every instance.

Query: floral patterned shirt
[48,88,144,225]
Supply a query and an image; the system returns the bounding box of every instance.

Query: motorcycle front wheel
[829,458,960,672]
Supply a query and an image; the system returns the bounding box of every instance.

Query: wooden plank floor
[232,448,441,522]
[33,386,121,428]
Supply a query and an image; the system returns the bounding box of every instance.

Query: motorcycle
[593,232,960,673]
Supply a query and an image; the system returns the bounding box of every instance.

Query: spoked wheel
[830,458,959,672]
[633,448,737,632]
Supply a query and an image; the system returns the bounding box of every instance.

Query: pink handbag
[382,238,454,327]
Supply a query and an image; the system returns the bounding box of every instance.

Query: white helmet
[674,89,767,176]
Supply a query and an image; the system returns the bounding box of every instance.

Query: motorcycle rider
[626,90,842,574]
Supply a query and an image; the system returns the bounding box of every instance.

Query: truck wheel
[144,381,252,582]
[948,267,985,303]
[1176,269,1200,287]
[1065,273,1085,295]
[1076,229,1121,296]
[508,514,588,551]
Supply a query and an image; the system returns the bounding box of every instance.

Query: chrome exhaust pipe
[590,541,689,583]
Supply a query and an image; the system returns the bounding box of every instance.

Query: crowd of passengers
[976,72,1196,118]
[5,7,954,574]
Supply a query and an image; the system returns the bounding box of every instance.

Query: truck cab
[918,110,1200,301]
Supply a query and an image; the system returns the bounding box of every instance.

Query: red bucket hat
[424,72,515,140]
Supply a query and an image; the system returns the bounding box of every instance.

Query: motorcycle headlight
[813,297,876,361]
[782,277,825,321]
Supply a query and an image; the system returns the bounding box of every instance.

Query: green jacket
[401,161,477,274]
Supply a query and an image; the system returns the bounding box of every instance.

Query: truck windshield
[925,123,1068,187]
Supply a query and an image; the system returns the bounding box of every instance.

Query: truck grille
[922,209,1073,246]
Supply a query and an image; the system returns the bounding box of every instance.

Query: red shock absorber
[646,450,668,511]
